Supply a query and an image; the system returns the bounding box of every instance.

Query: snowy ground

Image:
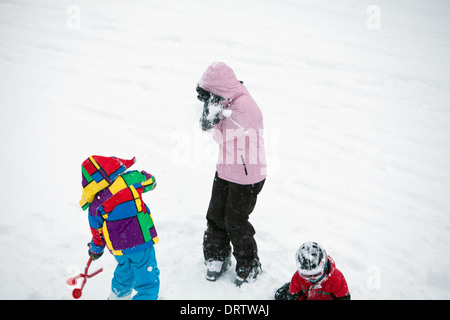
[1,0,450,300]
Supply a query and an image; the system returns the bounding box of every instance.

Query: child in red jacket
[275,242,350,300]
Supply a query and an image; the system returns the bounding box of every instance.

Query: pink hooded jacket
[199,62,267,185]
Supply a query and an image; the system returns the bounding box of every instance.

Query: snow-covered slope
[1,0,449,299]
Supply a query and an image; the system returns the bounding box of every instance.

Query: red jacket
[289,256,350,300]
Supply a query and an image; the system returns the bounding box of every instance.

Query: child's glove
[274,282,303,300]
[200,101,222,131]
[88,249,103,261]
[197,85,225,131]
[87,242,104,261]
[196,86,210,103]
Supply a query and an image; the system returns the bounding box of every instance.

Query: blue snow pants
[111,245,160,300]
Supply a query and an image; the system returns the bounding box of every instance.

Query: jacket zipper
[240,155,248,176]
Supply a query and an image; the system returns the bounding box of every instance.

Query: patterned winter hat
[79,155,136,211]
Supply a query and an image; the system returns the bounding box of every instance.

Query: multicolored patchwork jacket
[79,156,158,256]
[89,170,158,256]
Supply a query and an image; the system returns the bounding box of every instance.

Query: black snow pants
[203,172,265,278]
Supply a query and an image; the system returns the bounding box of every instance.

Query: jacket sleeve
[330,269,350,299]
[89,227,105,254]
[289,272,306,300]
[333,293,351,300]
[88,211,105,254]
[213,108,247,144]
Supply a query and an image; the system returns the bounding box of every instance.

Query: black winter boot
[235,258,262,286]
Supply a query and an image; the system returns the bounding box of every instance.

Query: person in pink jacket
[196,62,267,286]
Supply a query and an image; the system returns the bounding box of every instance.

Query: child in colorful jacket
[79,155,160,300]
[275,242,350,300]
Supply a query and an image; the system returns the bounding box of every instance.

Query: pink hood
[198,62,244,101]
[199,62,267,185]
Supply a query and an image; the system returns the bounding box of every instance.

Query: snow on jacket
[289,256,350,300]
[87,170,157,256]
[198,62,267,185]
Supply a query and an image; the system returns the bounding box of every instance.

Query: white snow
[1,0,450,300]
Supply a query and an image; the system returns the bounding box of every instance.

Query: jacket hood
[79,155,136,211]
[198,62,244,101]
